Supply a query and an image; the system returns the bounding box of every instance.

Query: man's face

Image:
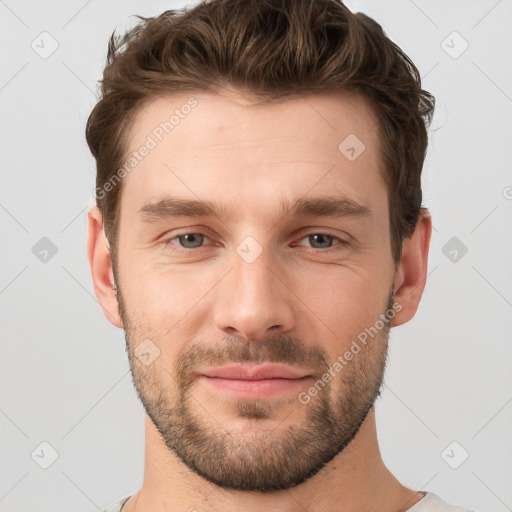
[113,89,398,492]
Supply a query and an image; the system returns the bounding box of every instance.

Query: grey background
[0,0,511,511]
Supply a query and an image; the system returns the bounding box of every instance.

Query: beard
[116,279,393,493]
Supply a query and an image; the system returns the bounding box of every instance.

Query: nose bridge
[213,238,295,340]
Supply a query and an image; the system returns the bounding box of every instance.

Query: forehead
[126,88,379,153]
[119,88,385,219]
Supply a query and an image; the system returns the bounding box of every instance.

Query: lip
[201,363,310,380]
[198,363,312,400]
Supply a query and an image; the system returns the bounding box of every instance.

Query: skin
[88,88,432,512]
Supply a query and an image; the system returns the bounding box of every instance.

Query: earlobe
[87,206,123,328]
[390,209,432,327]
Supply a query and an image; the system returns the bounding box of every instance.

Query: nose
[213,248,295,341]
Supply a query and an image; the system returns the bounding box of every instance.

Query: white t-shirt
[101,491,475,511]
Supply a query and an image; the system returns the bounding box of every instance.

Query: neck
[122,408,424,512]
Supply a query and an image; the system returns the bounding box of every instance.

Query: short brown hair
[86,0,435,265]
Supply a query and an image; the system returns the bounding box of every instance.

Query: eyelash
[163,231,349,253]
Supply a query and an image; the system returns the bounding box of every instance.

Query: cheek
[121,255,196,311]
[298,270,389,350]
[120,264,217,346]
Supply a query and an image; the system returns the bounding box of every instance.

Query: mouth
[198,363,313,400]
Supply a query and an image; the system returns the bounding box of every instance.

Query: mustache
[175,335,330,390]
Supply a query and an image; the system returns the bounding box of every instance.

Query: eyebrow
[137,195,372,225]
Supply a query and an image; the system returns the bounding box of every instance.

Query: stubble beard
[116,282,392,492]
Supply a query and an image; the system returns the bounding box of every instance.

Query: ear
[390,209,432,327]
[87,206,123,328]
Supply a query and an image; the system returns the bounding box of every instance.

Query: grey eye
[177,233,205,249]
[305,234,335,249]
